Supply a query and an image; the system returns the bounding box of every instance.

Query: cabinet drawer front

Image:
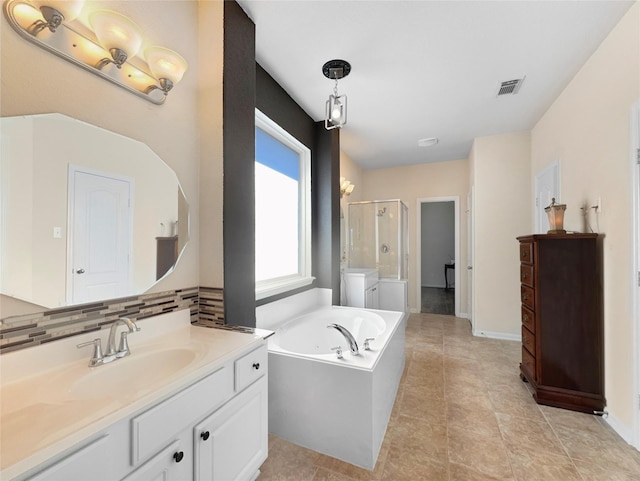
[521,306,535,333]
[132,366,233,465]
[521,325,535,357]
[235,344,268,392]
[519,243,534,264]
[520,264,534,287]
[29,435,113,481]
[520,285,534,310]
[521,346,536,381]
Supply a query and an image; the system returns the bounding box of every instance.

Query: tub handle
[364,338,375,350]
[331,346,344,359]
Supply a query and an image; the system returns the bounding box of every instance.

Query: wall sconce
[340,177,355,197]
[3,0,188,104]
[323,59,351,130]
[545,198,567,234]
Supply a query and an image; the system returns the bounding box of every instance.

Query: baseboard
[458,312,469,319]
[604,412,636,447]
[409,308,420,314]
[472,329,521,342]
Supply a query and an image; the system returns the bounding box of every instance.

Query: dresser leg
[520,372,528,383]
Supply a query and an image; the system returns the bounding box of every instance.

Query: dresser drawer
[521,306,535,333]
[521,325,535,357]
[519,242,534,264]
[520,285,534,310]
[521,346,536,381]
[235,344,267,392]
[520,264,534,287]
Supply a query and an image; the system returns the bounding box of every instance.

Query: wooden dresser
[517,234,604,413]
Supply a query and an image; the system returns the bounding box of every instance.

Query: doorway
[67,166,133,305]
[417,197,459,316]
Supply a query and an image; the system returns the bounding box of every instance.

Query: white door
[69,167,132,304]
[466,188,474,326]
[534,160,560,234]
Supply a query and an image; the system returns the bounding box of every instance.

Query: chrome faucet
[105,317,140,359]
[327,323,359,355]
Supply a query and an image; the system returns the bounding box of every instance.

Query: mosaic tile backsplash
[0,287,225,354]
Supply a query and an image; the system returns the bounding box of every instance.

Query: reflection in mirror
[0,113,189,314]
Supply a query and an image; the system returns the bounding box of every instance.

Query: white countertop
[0,310,265,479]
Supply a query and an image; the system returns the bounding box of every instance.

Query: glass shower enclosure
[347,200,409,279]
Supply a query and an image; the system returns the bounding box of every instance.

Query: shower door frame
[347,199,407,279]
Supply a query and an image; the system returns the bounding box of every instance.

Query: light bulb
[331,100,342,120]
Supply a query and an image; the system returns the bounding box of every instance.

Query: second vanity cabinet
[23,343,268,481]
[342,268,379,309]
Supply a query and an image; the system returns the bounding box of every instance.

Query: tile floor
[257,313,640,481]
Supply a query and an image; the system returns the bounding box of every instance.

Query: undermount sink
[65,348,198,401]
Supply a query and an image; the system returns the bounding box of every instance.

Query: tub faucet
[327,323,359,355]
[106,317,140,358]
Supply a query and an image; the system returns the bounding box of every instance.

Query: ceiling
[236,0,634,170]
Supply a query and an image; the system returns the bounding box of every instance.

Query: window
[255,109,312,299]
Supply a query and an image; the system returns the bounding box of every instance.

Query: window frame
[254,109,313,300]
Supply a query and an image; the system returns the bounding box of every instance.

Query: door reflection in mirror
[0,113,189,311]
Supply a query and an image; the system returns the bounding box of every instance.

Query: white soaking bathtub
[267,306,406,470]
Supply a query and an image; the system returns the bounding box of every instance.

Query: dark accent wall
[223,1,340,317]
[223,1,256,326]
[313,123,341,305]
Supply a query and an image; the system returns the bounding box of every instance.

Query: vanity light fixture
[3,0,188,104]
[339,177,355,197]
[323,59,351,130]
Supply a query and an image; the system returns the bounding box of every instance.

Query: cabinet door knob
[252,362,260,370]
[173,451,184,463]
[201,431,210,441]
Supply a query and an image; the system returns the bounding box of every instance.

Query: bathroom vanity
[0,312,269,481]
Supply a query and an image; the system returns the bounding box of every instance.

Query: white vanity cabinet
[26,435,116,481]
[194,377,267,481]
[22,343,269,481]
[122,439,192,481]
[342,268,379,309]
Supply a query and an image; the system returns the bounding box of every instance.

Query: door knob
[76,268,85,274]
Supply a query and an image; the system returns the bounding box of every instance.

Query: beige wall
[1,1,224,317]
[531,3,639,431]
[470,132,531,337]
[359,160,469,313]
[198,0,225,288]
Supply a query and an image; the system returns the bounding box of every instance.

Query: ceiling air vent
[497,77,525,96]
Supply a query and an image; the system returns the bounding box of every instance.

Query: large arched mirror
[0,113,189,313]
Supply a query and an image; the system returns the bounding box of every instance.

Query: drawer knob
[523,294,528,301]
[523,314,529,322]
[173,451,184,463]
[522,273,527,279]
[201,431,210,441]
[522,251,526,257]
[252,362,260,370]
